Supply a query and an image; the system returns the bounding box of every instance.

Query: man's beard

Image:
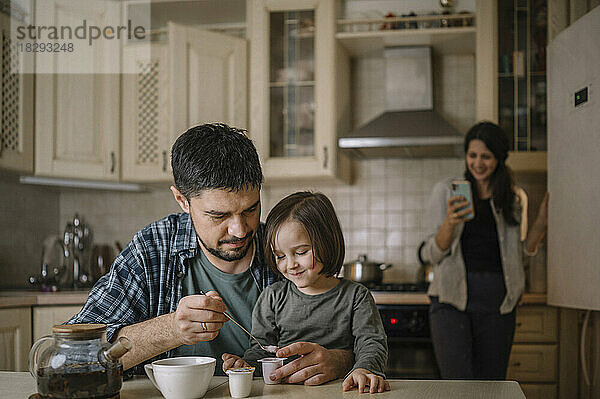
[197,232,254,262]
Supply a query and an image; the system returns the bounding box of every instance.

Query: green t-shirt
[172,248,260,375]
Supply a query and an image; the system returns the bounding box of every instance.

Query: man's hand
[270,342,353,385]
[342,368,390,394]
[222,353,251,373]
[171,291,229,345]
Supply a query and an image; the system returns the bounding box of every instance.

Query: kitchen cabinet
[507,305,559,398]
[118,23,247,182]
[121,43,171,181]
[32,305,82,341]
[477,0,561,172]
[0,307,31,372]
[0,10,34,173]
[34,0,121,180]
[248,0,351,182]
[497,0,548,153]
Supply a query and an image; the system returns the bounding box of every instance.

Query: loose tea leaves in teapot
[36,362,122,399]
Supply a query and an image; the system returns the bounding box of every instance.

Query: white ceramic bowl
[144,356,216,399]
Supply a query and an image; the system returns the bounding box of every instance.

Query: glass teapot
[29,324,131,399]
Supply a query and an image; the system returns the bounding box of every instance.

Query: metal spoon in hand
[198,290,277,354]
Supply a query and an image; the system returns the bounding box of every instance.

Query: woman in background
[418,121,548,379]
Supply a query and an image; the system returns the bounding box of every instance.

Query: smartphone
[451,179,475,220]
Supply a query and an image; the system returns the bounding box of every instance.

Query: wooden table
[0,372,526,399]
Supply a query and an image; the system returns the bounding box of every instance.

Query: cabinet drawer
[520,383,557,399]
[507,344,557,382]
[514,306,558,342]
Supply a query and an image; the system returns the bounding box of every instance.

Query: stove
[365,281,439,379]
[363,282,429,292]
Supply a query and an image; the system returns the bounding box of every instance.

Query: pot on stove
[341,254,392,284]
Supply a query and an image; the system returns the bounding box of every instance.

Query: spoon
[198,290,277,353]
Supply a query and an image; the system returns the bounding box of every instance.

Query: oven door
[378,304,440,379]
[386,336,439,379]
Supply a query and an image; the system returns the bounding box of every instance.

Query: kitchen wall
[1,43,547,288]
[0,173,60,289]
[57,51,477,283]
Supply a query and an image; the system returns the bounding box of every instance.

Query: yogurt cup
[225,367,255,398]
[257,357,287,385]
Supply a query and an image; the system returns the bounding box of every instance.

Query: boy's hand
[222,353,250,372]
[342,368,390,394]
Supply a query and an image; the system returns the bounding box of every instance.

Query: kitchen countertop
[0,372,526,399]
[0,289,90,308]
[371,291,548,305]
[0,289,547,308]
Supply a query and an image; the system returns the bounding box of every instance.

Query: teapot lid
[52,323,106,339]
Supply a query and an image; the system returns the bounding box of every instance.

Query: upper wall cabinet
[497,0,548,153]
[248,0,351,182]
[35,0,121,180]
[169,23,247,137]
[121,43,170,181]
[477,0,552,172]
[121,23,247,181]
[0,10,34,173]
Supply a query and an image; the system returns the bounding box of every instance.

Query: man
[69,123,353,385]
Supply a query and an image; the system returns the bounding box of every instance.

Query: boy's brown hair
[263,191,345,278]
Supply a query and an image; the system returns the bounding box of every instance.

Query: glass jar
[29,324,131,399]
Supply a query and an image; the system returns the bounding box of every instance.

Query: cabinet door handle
[162,150,168,172]
[110,152,116,174]
[511,362,521,367]
[516,322,522,328]
[323,146,328,169]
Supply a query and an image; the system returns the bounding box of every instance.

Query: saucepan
[341,254,392,284]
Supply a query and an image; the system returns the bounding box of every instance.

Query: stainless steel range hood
[338,47,464,158]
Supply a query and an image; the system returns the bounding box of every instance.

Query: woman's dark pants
[429,272,517,380]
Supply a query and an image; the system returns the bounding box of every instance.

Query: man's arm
[269,343,354,385]
[117,292,229,370]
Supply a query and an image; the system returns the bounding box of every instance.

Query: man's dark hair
[264,191,345,278]
[171,123,263,198]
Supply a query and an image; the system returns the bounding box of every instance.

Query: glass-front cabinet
[497,0,547,152]
[248,0,350,182]
[269,9,315,158]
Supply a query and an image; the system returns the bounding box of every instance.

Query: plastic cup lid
[226,367,255,374]
[258,357,287,363]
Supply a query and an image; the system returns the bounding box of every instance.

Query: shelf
[336,26,476,57]
[269,81,315,87]
[498,72,546,78]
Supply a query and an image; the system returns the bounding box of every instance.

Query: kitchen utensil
[91,244,114,282]
[198,291,276,353]
[29,235,64,291]
[29,324,131,399]
[61,214,93,288]
[342,254,392,284]
[144,357,215,399]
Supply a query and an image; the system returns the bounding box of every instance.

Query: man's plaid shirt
[68,212,276,373]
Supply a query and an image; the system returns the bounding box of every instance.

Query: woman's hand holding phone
[445,195,473,226]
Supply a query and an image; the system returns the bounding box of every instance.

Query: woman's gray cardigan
[419,178,528,314]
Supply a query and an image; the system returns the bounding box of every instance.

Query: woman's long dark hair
[464,122,518,226]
